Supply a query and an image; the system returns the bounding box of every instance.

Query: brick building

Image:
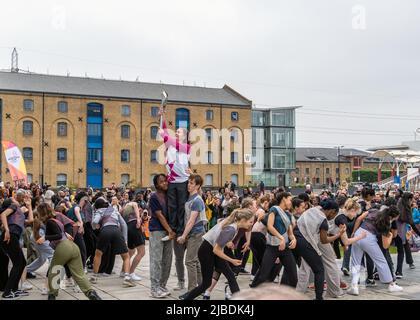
[292,147,397,187]
[0,71,252,189]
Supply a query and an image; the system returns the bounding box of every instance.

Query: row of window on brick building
[23,123,241,141]
[22,99,239,121]
[294,167,352,185]
[295,167,351,176]
[22,147,240,165]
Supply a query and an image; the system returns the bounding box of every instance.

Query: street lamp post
[336,145,344,191]
[415,128,420,141]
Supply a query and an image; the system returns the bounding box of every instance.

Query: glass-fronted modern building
[251,107,299,187]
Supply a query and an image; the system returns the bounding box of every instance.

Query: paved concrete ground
[12,244,420,300]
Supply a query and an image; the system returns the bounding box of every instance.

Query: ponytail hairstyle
[257,194,271,210]
[291,198,304,211]
[241,198,255,210]
[37,203,56,222]
[344,198,361,214]
[336,195,348,208]
[320,199,339,213]
[94,197,110,210]
[0,198,12,214]
[384,197,397,207]
[375,205,400,236]
[75,191,88,204]
[298,192,310,203]
[361,187,375,200]
[222,208,254,229]
[397,192,414,223]
[269,192,292,208]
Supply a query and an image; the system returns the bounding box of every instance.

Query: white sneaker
[331,292,346,299]
[388,283,403,293]
[89,275,98,284]
[173,282,185,291]
[120,272,127,278]
[20,281,33,291]
[225,287,232,300]
[40,287,48,295]
[151,289,168,298]
[161,235,170,242]
[159,286,171,296]
[64,278,75,288]
[73,285,82,293]
[130,273,142,281]
[348,285,359,296]
[123,276,136,288]
[98,273,110,278]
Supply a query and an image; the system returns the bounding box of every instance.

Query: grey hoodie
[92,206,128,242]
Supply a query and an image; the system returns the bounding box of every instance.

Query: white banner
[407,168,419,181]
[244,154,252,164]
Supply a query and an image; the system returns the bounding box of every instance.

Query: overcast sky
[1,0,420,150]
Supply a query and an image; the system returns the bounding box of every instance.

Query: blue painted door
[87,148,102,188]
[86,103,103,189]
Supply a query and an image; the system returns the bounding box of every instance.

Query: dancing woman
[180,209,255,300]
[348,205,403,295]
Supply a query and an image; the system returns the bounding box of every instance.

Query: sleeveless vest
[7,206,25,231]
[100,206,119,228]
[122,204,137,223]
[49,218,67,249]
[297,207,326,256]
[328,210,346,235]
[266,206,291,246]
[54,212,75,227]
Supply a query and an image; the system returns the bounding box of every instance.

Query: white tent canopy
[371,150,420,164]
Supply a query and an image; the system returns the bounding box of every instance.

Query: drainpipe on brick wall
[0,98,2,181]
[139,99,142,186]
[220,105,222,187]
[41,93,45,186]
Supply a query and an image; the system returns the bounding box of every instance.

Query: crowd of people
[1,176,420,300]
[1,107,420,300]
[0,181,151,300]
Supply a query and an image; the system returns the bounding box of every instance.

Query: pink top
[160,118,191,183]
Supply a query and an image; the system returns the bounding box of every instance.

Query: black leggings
[250,245,297,288]
[292,248,302,268]
[366,254,375,280]
[235,235,250,270]
[395,235,413,274]
[250,232,266,276]
[0,233,26,295]
[83,222,97,266]
[294,233,325,300]
[99,245,116,274]
[184,240,239,300]
[0,245,10,291]
[372,243,396,282]
[74,232,87,268]
[333,239,341,259]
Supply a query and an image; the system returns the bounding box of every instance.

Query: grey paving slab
[8,245,420,300]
